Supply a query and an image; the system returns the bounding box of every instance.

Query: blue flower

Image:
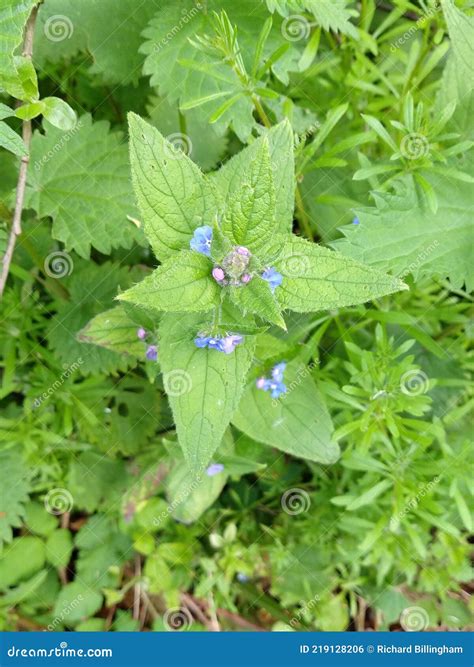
[256,361,287,398]
[194,336,211,348]
[194,333,244,354]
[218,334,244,354]
[206,463,225,477]
[262,267,283,292]
[190,225,213,256]
[352,216,360,225]
[236,572,250,583]
[145,345,158,361]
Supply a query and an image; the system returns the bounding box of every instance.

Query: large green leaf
[78,306,145,360]
[53,581,103,626]
[230,276,285,329]
[159,313,255,471]
[211,121,295,236]
[118,251,218,314]
[0,449,31,549]
[333,172,474,290]
[233,360,339,464]
[128,113,216,261]
[0,120,26,156]
[34,0,160,84]
[267,0,359,38]
[273,236,407,312]
[438,0,474,106]
[26,115,140,258]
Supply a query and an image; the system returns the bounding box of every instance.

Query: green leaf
[212,121,295,237]
[0,0,37,96]
[230,276,286,329]
[128,113,216,261]
[438,0,474,106]
[345,479,392,511]
[333,170,474,290]
[34,0,160,85]
[220,137,275,252]
[166,431,234,523]
[24,501,58,536]
[159,313,256,471]
[53,581,103,626]
[0,120,26,156]
[0,536,45,588]
[78,306,147,359]
[67,452,129,514]
[118,251,219,314]
[46,529,73,569]
[41,97,77,131]
[0,449,31,548]
[26,115,140,258]
[233,361,339,464]
[304,0,359,39]
[0,571,47,608]
[273,236,407,313]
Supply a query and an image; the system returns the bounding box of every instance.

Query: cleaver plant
[95,112,408,473]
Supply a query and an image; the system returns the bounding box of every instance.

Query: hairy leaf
[0,449,31,549]
[159,313,255,471]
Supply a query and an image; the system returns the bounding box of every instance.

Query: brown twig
[0,4,39,298]
[133,554,141,621]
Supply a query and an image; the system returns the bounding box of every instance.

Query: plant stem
[0,4,39,299]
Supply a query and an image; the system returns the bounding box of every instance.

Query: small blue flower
[268,380,287,399]
[262,267,283,292]
[206,463,225,476]
[256,361,287,398]
[190,225,213,256]
[352,216,360,225]
[236,572,250,583]
[207,337,223,351]
[271,362,286,383]
[194,335,211,348]
[218,334,244,354]
[145,345,158,361]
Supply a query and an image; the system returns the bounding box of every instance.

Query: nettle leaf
[0,449,31,549]
[34,0,160,85]
[159,313,255,471]
[78,306,145,360]
[230,276,285,329]
[0,0,37,97]
[438,0,474,106]
[273,237,407,312]
[128,113,216,261]
[211,121,294,236]
[118,251,218,314]
[26,115,140,259]
[333,172,474,291]
[220,137,275,251]
[233,360,338,464]
[267,0,359,38]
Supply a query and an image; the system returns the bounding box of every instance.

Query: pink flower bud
[212,266,225,282]
[235,246,250,256]
[241,273,252,284]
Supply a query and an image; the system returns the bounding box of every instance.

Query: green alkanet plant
[116,113,407,472]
